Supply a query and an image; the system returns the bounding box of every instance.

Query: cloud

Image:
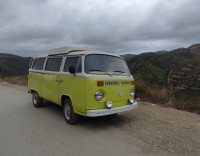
[0,0,200,56]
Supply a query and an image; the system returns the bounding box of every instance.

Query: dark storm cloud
[0,0,200,56]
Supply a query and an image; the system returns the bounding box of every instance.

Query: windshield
[85,54,131,76]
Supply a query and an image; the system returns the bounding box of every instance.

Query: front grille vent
[105,81,120,86]
[121,81,132,85]
[104,81,132,86]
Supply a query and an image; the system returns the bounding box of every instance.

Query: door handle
[56,80,63,83]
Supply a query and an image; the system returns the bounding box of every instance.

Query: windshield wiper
[89,70,112,76]
[112,71,129,76]
[89,70,105,72]
[113,70,125,73]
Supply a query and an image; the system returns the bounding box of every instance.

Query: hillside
[125,44,200,113]
[0,53,31,77]
[120,54,135,61]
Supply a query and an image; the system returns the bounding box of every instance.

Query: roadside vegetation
[125,44,200,114]
[134,76,200,113]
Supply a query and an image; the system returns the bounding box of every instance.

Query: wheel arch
[61,94,71,107]
[31,89,36,94]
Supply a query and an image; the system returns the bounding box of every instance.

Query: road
[0,83,174,156]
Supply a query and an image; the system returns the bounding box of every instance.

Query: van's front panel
[85,77,135,110]
[84,54,138,116]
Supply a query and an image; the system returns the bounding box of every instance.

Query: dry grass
[134,76,170,104]
[0,75,28,86]
[134,76,200,113]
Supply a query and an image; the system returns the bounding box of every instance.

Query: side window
[32,58,45,70]
[45,58,62,72]
[63,57,82,73]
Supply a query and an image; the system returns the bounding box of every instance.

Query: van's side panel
[28,71,44,97]
[85,77,135,110]
[42,73,60,104]
[59,75,86,115]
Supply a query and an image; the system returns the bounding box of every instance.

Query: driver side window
[63,57,82,73]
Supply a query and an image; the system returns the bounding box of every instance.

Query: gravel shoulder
[109,102,200,156]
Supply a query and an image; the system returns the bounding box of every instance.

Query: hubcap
[65,104,71,120]
[33,93,37,104]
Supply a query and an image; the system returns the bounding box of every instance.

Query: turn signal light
[97,81,104,86]
[131,81,135,85]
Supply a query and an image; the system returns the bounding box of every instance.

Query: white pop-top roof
[48,46,121,58]
[49,47,91,56]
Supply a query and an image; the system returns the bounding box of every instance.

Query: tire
[32,91,43,108]
[63,99,79,124]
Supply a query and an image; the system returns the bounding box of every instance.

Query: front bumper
[87,102,138,117]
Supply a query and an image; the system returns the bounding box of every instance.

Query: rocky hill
[124,44,200,112]
[0,53,31,77]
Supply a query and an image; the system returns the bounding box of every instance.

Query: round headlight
[94,91,104,101]
[130,89,135,96]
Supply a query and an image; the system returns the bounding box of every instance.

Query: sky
[0,0,200,57]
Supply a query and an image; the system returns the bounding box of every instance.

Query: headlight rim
[94,90,104,101]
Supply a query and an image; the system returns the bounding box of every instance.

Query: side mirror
[69,66,76,75]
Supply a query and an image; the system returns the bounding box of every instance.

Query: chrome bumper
[87,102,138,117]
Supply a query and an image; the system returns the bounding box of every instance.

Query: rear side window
[63,57,82,73]
[32,58,45,70]
[45,58,62,72]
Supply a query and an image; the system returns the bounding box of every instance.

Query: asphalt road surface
[0,83,174,156]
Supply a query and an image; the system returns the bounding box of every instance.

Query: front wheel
[63,99,79,124]
[32,91,43,108]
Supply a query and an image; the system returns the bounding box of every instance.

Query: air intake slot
[105,81,120,86]
[121,81,132,85]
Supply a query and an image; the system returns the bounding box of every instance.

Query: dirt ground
[0,76,28,86]
[109,102,200,156]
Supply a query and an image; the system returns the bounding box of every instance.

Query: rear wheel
[63,99,79,124]
[32,91,43,108]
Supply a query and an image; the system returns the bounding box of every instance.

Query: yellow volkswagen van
[28,47,138,124]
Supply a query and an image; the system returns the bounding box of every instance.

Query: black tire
[63,99,79,124]
[32,91,43,108]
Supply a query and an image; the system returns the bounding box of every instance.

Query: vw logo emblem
[118,90,124,97]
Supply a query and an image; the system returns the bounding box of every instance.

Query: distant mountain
[120,54,136,61]
[126,44,200,89]
[123,44,200,112]
[0,53,31,77]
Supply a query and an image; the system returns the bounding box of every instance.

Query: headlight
[130,89,135,96]
[94,91,104,101]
